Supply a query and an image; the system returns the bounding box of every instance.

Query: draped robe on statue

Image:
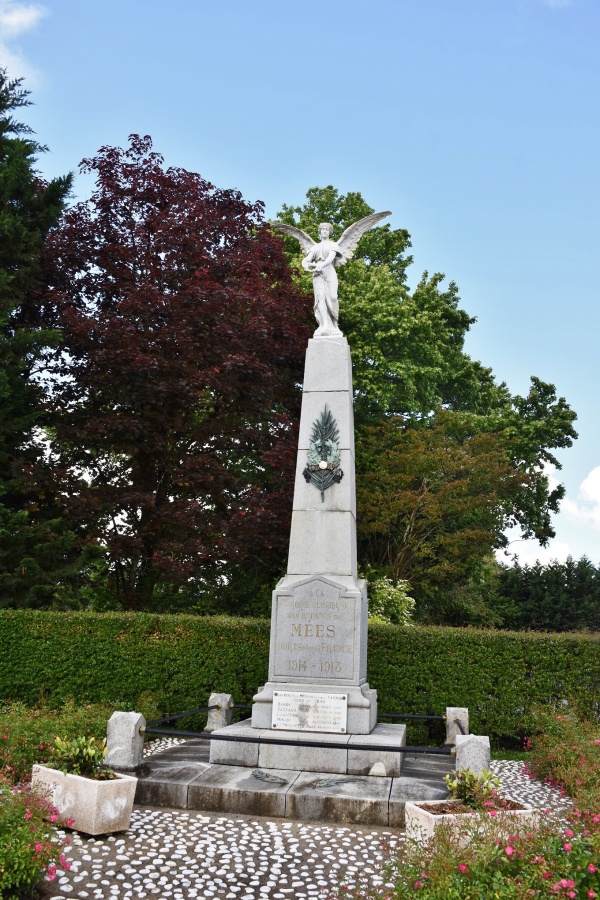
[302,239,343,333]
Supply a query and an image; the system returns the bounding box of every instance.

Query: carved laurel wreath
[303,406,344,501]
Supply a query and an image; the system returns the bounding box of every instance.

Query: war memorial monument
[209,211,397,768]
[106,213,482,824]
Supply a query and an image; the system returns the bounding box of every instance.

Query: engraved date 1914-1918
[289,660,342,673]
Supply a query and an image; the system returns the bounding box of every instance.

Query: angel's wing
[269,222,315,255]
[335,211,392,266]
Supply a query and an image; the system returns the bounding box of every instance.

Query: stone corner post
[104,710,146,770]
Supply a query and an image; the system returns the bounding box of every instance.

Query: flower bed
[405,798,537,844]
[342,720,600,899]
[351,816,600,899]
[0,699,116,784]
[526,709,600,835]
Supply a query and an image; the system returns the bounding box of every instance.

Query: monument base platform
[130,738,452,827]
[208,719,405,776]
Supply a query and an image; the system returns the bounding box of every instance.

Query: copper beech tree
[41,135,311,609]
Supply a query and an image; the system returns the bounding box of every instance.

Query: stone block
[388,778,449,827]
[104,711,145,770]
[445,707,469,745]
[347,723,405,776]
[287,509,357,578]
[31,765,137,835]
[455,734,490,774]
[258,730,350,773]
[268,576,366,685]
[292,449,356,515]
[205,693,233,732]
[401,752,455,781]
[187,765,300,818]
[346,685,378,734]
[285,771,392,825]
[302,336,353,394]
[209,719,265,767]
[134,740,211,808]
[135,763,211,808]
[251,694,272,729]
[297,391,355,454]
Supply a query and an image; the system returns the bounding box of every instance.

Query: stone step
[131,739,452,826]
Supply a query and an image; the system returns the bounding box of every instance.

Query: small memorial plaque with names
[271,691,348,733]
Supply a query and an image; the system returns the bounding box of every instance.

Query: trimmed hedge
[368,625,600,745]
[1,611,599,745]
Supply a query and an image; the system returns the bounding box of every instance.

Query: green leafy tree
[0,70,81,608]
[357,411,530,613]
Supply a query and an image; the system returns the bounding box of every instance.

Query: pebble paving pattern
[39,748,574,900]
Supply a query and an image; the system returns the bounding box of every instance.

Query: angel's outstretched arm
[303,246,338,273]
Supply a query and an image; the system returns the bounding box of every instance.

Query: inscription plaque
[272,691,348,733]
[272,579,356,681]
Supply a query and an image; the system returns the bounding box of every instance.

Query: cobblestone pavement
[39,755,572,900]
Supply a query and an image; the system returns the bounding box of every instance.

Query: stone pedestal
[208,334,380,778]
[251,334,377,734]
[209,719,405,777]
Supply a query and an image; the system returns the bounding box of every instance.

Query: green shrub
[367,623,600,746]
[50,735,112,779]
[0,700,115,784]
[443,768,501,810]
[0,774,72,899]
[0,611,599,746]
[364,571,415,625]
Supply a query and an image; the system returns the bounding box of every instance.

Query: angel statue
[271,211,391,336]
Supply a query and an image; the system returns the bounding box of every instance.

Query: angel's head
[318,222,334,239]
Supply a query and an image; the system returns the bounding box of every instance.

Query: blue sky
[2,0,599,566]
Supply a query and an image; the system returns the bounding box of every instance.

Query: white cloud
[498,464,600,568]
[0,1,47,82]
[562,466,600,531]
[0,1,45,37]
[496,536,572,568]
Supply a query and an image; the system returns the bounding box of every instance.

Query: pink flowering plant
[0,772,72,899]
[525,708,600,834]
[339,815,600,899]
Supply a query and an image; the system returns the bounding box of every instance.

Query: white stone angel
[271,211,391,336]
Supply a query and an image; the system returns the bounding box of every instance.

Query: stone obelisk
[210,212,405,776]
[251,331,377,733]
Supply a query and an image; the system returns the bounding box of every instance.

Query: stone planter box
[405,799,538,843]
[31,764,137,835]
